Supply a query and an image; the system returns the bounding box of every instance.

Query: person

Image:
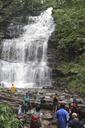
[18,104,23,116]
[55,101,69,128]
[68,113,84,128]
[53,94,58,112]
[66,95,73,106]
[30,105,42,128]
[70,102,80,118]
[72,96,77,103]
[10,83,16,93]
[22,93,31,113]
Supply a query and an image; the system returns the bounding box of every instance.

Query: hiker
[22,92,31,113]
[10,83,16,93]
[67,95,73,106]
[70,102,80,118]
[30,105,42,128]
[55,101,69,128]
[53,94,58,112]
[72,95,78,104]
[68,113,84,128]
[18,104,24,116]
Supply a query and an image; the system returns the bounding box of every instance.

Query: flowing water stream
[0,7,55,88]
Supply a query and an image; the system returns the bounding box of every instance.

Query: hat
[59,100,66,105]
[72,113,77,118]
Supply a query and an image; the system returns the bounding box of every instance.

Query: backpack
[30,114,41,128]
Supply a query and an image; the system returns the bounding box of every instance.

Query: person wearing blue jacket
[55,101,69,128]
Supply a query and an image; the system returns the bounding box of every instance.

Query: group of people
[17,92,85,128]
[18,92,42,128]
[53,94,85,128]
[9,85,85,128]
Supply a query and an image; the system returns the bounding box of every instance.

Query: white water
[0,7,55,88]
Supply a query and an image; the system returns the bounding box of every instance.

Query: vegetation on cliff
[0,0,43,41]
[50,0,85,94]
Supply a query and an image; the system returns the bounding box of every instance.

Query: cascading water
[0,7,55,88]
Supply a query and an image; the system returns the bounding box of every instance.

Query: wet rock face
[5,16,28,39]
[47,31,78,88]
[6,23,24,38]
[47,32,58,67]
[47,33,55,83]
[47,31,63,86]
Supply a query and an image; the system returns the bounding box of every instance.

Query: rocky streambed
[0,87,85,128]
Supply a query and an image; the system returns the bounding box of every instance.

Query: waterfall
[0,7,55,88]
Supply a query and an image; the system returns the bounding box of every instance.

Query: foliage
[53,5,85,50]
[0,0,43,41]
[49,0,85,92]
[0,103,19,128]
